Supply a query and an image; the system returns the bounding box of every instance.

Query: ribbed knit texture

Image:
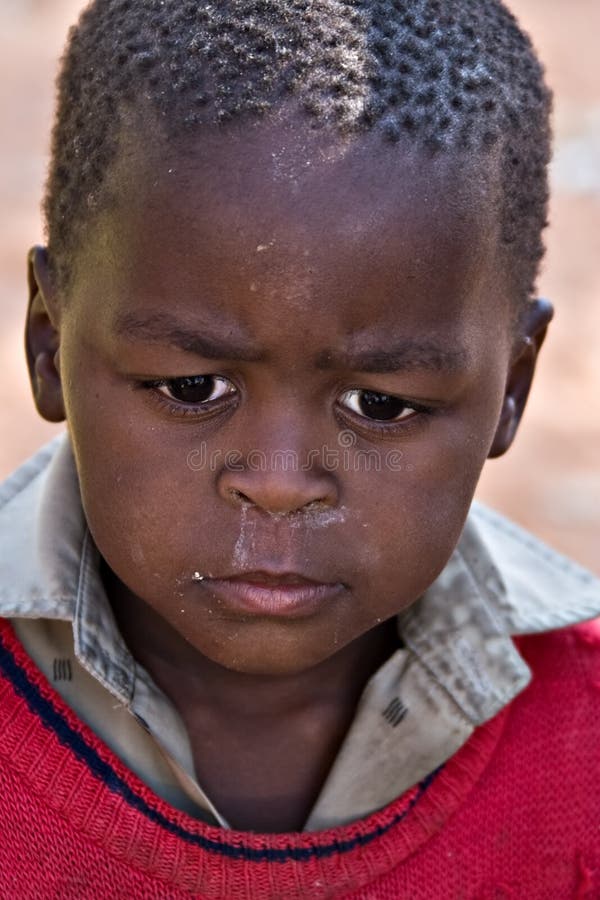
[0,617,599,899]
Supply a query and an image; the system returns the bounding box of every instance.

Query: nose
[216,428,339,516]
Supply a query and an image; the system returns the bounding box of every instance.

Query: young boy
[1,0,599,897]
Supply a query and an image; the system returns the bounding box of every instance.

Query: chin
[193,632,333,677]
[226,658,311,677]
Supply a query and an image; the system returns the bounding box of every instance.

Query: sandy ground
[1,1,598,572]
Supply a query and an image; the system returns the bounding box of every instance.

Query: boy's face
[29,120,538,675]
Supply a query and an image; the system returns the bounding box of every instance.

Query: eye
[154,375,235,405]
[339,389,420,422]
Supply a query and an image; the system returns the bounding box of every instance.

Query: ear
[25,246,66,423]
[488,298,554,459]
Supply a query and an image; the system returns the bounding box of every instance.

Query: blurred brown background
[1,1,598,572]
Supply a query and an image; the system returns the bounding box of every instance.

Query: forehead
[72,117,508,352]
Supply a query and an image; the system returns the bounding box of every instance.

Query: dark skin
[25,116,552,832]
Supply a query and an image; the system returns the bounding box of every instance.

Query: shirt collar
[400,526,530,725]
[0,434,134,703]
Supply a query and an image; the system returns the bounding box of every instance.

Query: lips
[225,570,327,587]
[195,570,345,618]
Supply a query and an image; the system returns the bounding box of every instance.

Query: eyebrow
[115,311,468,373]
[314,341,469,374]
[114,311,266,363]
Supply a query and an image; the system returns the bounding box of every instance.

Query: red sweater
[0,617,599,899]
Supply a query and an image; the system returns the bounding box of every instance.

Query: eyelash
[139,376,436,431]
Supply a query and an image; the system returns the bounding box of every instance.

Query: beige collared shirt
[1,434,599,831]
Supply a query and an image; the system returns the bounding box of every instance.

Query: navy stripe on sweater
[0,629,440,862]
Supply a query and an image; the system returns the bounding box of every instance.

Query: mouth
[194,570,346,618]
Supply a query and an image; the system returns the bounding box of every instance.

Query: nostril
[229,488,253,506]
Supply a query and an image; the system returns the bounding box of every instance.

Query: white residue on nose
[231,504,348,568]
[232,504,257,569]
[287,505,349,528]
[258,504,349,528]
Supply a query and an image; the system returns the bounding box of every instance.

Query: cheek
[350,413,498,609]
[64,377,210,592]
[79,446,197,581]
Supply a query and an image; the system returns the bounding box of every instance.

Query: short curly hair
[44,0,552,306]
